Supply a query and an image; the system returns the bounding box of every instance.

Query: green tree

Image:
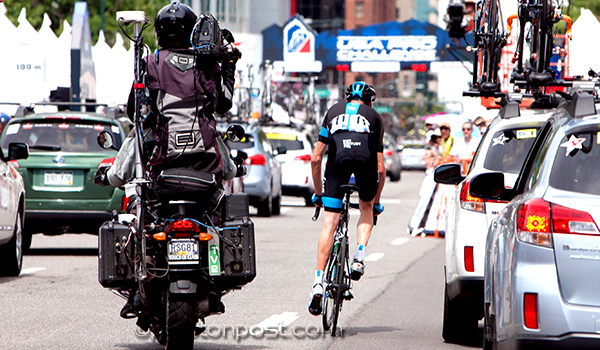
[3,0,167,51]
[563,1,600,23]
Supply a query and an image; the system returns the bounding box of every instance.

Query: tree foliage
[3,0,167,51]
[563,1,600,23]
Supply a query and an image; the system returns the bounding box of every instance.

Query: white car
[263,125,316,206]
[433,106,555,344]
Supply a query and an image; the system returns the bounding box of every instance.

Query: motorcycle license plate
[168,239,199,263]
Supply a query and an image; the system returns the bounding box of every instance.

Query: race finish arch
[263,17,472,73]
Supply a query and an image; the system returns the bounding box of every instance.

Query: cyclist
[308,81,386,315]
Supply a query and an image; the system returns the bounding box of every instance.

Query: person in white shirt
[450,121,480,159]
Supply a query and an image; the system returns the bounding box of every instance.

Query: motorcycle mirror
[226,125,245,143]
[97,131,117,150]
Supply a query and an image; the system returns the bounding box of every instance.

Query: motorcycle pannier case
[98,221,135,288]
[217,216,256,290]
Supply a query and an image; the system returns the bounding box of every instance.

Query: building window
[216,0,226,21]
[356,1,364,18]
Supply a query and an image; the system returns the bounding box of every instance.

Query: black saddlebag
[98,221,135,288]
[214,215,256,290]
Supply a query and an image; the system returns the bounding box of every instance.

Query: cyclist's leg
[351,163,379,280]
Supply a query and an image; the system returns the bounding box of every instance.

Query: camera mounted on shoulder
[191,13,241,63]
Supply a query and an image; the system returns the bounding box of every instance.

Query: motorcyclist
[97,2,240,188]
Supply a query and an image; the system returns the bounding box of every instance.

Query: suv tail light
[516,198,599,248]
[459,179,484,213]
[8,160,19,169]
[248,154,266,166]
[384,150,394,156]
[464,246,474,272]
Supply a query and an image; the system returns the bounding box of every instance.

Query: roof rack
[10,102,126,118]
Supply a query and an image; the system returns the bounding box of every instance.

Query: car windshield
[228,134,255,150]
[265,132,304,151]
[1,119,122,152]
[549,131,600,195]
[483,127,539,174]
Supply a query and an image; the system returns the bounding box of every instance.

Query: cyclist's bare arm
[311,141,327,198]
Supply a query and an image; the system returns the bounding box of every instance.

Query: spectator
[473,116,487,134]
[439,122,454,158]
[0,113,10,135]
[451,121,480,159]
[423,128,442,171]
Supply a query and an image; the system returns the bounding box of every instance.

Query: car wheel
[390,169,401,182]
[272,193,281,216]
[257,195,272,217]
[442,283,479,345]
[0,212,23,276]
[304,194,315,207]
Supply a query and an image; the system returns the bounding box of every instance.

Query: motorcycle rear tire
[166,292,198,350]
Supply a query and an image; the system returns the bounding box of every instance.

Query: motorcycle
[95,125,254,349]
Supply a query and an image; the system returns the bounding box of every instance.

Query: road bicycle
[312,184,370,336]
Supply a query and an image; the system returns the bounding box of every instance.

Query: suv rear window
[549,131,600,195]
[265,132,304,151]
[483,128,539,174]
[1,119,122,152]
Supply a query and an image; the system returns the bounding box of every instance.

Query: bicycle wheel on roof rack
[473,0,505,93]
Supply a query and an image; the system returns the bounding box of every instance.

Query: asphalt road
[0,170,481,350]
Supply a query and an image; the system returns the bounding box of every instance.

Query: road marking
[364,253,384,262]
[21,267,46,275]
[252,312,299,333]
[280,207,292,214]
[391,237,410,246]
[380,199,401,205]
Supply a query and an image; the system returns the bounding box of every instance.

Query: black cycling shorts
[322,132,378,212]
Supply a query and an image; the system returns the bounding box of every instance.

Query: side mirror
[397,145,404,152]
[97,131,118,151]
[434,163,465,185]
[470,172,513,201]
[226,125,245,143]
[7,142,29,161]
[231,150,248,160]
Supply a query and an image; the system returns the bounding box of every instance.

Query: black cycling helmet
[154,2,197,49]
[345,81,377,103]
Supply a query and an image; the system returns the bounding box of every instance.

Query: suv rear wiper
[29,145,62,151]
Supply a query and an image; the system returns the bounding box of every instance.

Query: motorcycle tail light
[459,179,484,213]
[199,232,213,241]
[516,198,552,247]
[464,246,474,272]
[552,203,599,235]
[248,154,266,166]
[523,293,539,329]
[167,220,200,233]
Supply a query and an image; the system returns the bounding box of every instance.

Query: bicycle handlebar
[311,203,380,225]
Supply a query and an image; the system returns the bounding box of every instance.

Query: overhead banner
[262,18,471,73]
[280,16,322,73]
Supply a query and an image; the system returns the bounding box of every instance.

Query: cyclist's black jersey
[318,101,384,153]
[318,101,384,210]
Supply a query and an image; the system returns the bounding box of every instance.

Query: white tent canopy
[569,8,600,77]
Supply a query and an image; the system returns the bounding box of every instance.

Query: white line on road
[252,312,299,333]
[364,253,385,262]
[20,267,46,275]
[391,237,410,246]
[280,207,292,214]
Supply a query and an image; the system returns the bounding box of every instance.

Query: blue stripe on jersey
[322,196,343,209]
[319,126,329,138]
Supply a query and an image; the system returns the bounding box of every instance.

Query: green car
[0,111,128,248]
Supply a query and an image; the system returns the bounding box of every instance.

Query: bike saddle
[340,184,360,194]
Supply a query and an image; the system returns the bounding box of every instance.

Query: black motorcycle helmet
[154,2,197,49]
[345,81,377,103]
